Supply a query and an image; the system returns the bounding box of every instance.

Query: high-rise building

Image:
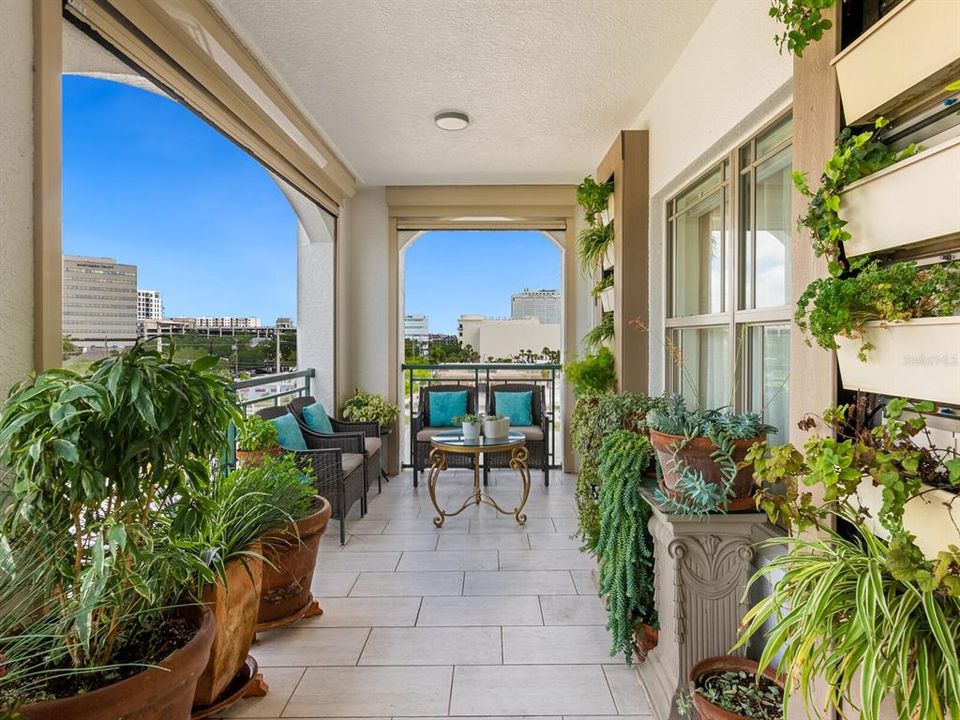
[511,289,561,325]
[137,289,163,321]
[404,314,430,340]
[62,255,138,347]
[194,316,261,329]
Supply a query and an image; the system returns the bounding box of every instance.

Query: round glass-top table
[427,431,531,527]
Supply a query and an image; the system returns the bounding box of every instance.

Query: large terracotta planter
[19,609,215,720]
[649,430,761,511]
[257,496,332,629]
[633,623,658,663]
[235,446,282,467]
[689,656,783,720]
[193,549,263,708]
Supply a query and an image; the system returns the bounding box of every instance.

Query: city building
[62,255,138,347]
[193,316,261,330]
[404,314,430,340]
[458,314,560,362]
[511,288,561,325]
[137,289,163,321]
[275,317,295,330]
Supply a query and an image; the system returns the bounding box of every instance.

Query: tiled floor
[219,468,652,719]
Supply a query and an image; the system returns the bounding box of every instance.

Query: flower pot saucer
[191,655,268,719]
[256,595,323,632]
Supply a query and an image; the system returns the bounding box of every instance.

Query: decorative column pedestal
[635,489,773,720]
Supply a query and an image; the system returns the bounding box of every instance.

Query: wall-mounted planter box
[599,285,615,313]
[602,244,615,272]
[835,317,960,405]
[857,480,960,559]
[831,0,960,125]
[841,136,960,257]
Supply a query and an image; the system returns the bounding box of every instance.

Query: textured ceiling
[210,0,715,186]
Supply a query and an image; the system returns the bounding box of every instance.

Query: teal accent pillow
[497,391,533,426]
[302,402,334,434]
[428,390,468,427]
[269,413,308,451]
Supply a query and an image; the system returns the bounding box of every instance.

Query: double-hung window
[665,112,793,444]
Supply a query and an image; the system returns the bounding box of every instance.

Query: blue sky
[64,76,560,331]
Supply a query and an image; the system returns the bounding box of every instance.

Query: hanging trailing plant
[596,429,656,663]
[793,117,918,277]
[583,311,614,351]
[769,0,835,57]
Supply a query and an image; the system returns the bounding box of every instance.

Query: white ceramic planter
[857,480,960,559]
[483,417,510,440]
[599,285,615,313]
[841,136,960,257]
[831,0,960,125]
[602,243,615,272]
[835,317,960,405]
[461,422,480,441]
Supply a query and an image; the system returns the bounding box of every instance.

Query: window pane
[753,146,791,308]
[756,115,792,158]
[739,174,752,309]
[674,327,730,410]
[674,166,723,214]
[671,188,726,316]
[747,324,790,445]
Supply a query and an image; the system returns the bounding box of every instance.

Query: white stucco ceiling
[210,0,715,186]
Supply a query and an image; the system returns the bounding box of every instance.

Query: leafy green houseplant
[571,392,667,552]
[591,272,614,300]
[737,399,960,720]
[235,413,281,462]
[596,429,657,664]
[0,343,240,711]
[769,0,834,57]
[341,388,399,428]
[583,311,614,351]
[793,118,918,277]
[647,395,776,516]
[576,176,615,274]
[564,347,616,396]
[796,258,960,360]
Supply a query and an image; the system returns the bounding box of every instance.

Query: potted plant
[455,413,481,441]
[235,414,281,465]
[679,656,784,720]
[796,259,960,404]
[592,273,615,313]
[0,344,240,719]
[564,347,616,396]
[595,429,658,664]
[341,388,400,431]
[576,176,615,273]
[256,456,333,630]
[647,395,776,515]
[482,414,510,441]
[583,311,614,350]
[737,398,960,719]
[174,456,316,715]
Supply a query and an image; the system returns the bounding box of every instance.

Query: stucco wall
[628,0,793,393]
[0,0,35,397]
[296,222,335,409]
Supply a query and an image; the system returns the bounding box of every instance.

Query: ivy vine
[769,0,835,57]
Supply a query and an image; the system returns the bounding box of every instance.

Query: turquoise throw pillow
[269,413,308,451]
[497,391,533,426]
[428,390,468,427]
[302,402,334,434]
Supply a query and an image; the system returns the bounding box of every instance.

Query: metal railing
[401,362,563,468]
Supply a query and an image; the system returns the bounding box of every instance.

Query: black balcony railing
[401,362,563,469]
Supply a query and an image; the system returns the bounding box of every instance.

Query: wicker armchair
[287,396,383,511]
[483,383,551,486]
[255,407,364,545]
[411,383,478,487]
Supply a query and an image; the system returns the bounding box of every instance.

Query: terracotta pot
[689,655,783,720]
[235,446,282,467]
[193,548,263,708]
[633,623,658,662]
[257,496,332,626]
[649,430,761,509]
[18,608,215,720]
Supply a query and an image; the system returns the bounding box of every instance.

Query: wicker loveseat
[410,383,478,487]
[255,406,365,545]
[483,383,551,486]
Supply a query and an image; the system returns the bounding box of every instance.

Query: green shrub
[236,414,279,452]
[341,388,399,426]
[564,347,616,396]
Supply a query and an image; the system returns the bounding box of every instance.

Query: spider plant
[578,222,614,274]
[583,311,614,350]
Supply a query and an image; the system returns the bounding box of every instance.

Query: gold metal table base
[427,445,531,527]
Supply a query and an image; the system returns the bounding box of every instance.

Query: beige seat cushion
[416,427,458,442]
[342,453,364,476]
[512,426,544,442]
[364,436,382,456]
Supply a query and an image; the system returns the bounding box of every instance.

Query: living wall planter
[841,136,960,257]
[831,0,960,125]
[602,244,615,272]
[857,481,960,560]
[599,285,615,313]
[20,609,215,720]
[257,496,331,630]
[835,317,960,405]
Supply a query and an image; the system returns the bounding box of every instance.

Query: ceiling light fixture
[434,111,470,131]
